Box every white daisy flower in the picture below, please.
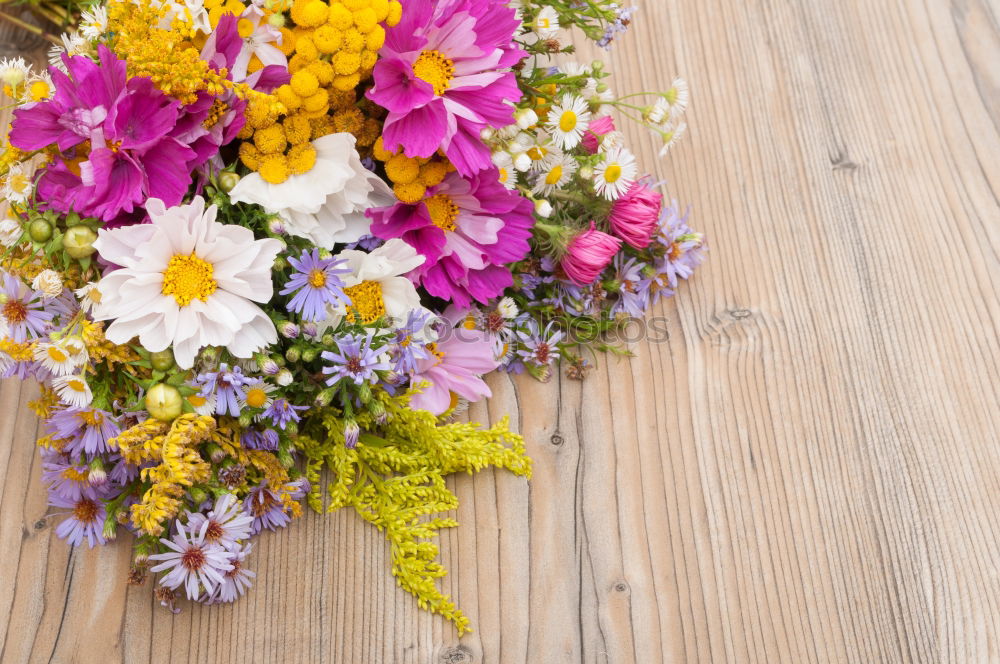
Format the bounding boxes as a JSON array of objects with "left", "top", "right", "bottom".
[
  {"left": 33, "top": 338, "right": 85, "bottom": 376},
  {"left": 0, "top": 216, "right": 22, "bottom": 248},
  {"left": 593, "top": 146, "right": 638, "bottom": 200},
  {"left": 657, "top": 121, "right": 687, "bottom": 158},
  {"left": 645, "top": 98, "right": 671, "bottom": 125},
  {"left": 79, "top": 5, "right": 108, "bottom": 41},
  {"left": 52, "top": 374, "right": 93, "bottom": 408},
  {"left": 665, "top": 78, "right": 689, "bottom": 119},
  {"left": 532, "top": 153, "right": 577, "bottom": 196},
  {"left": 0, "top": 56, "right": 29, "bottom": 90},
  {"left": 187, "top": 391, "right": 218, "bottom": 416},
  {"left": 31, "top": 269, "right": 63, "bottom": 300},
  {"left": 526, "top": 139, "right": 562, "bottom": 173},
  {"left": 20, "top": 72, "right": 53, "bottom": 103},
  {"left": 546, "top": 95, "right": 591, "bottom": 150},
  {"left": 238, "top": 379, "right": 276, "bottom": 412},
  {"left": 532, "top": 6, "right": 560, "bottom": 38},
  {"left": 230, "top": 133, "right": 393, "bottom": 249},
  {"left": 496, "top": 297, "right": 518, "bottom": 319},
  {"left": 2, "top": 163, "right": 33, "bottom": 204},
  {"left": 91, "top": 196, "right": 283, "bottom": 369},
  {"left": 75, "top": 282, "right": 102, "bottom": 314},
  {"left": 559, "top": 61, "right": 591, "bottom": 78},
  {"left": 48, "top": 32, "right": 88, "bottom": 69},
  {"left": 321, "top": 239, "right": 429, "bottom": 330},
  {"left": 589, "top": 87, "right": 615, "bottom": 116}
]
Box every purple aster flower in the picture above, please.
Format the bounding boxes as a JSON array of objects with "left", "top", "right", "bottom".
[
  {"left": 185, "top": 493, "right": 254, "bottom": 550},
  {"left": 654, "top": 201, "right": 706, "bottom": 288},
  {"left": 240, "top": 426, "right": 280, "bottom": 450},
  {"left": 0, "top": 271, "right": 54, "bottom": 342},
  {"left": 367, "top": 0, "right": 525, "bottom": 176},
  {"left": 46, "top": 407, "right": 121, "bottom": 457},
  {"left": 11, "top": 45, "right": 197, "bottom": 222},
  {"left": 516, "top": 320, "right": 564, "bottom": 368},
  {"left": 261, "top": 398, "right": 307, "bottom": 430},
  {"left": 390, "top": 309, "right": 434, "bottom": 375},
  {"left": 201, "top": 542, "right": 256, "bottom": 604},
  {"left": 321, "top": 331, "right": 391, "bottom": 386},
  {"left": 149, "top": 521, "right": 235, "bottom": 600},
  {"left": 609, "top": 255, "right": 650, "bottom": 318},
  {"left": 41, "top": 449, "right": 93, "bottom": 501},
  {"left": 49, "top": 491, "right": 107, "bottom": 548},
  {"left": 244, "top": 479, "right": 308, "bottom": 534},
  {"left": 196, "top": 363, "right": 248, "bottom": 417},
  {"left": 367, "top": 168, "right": 534, "bottom": 307},
  {"left": 279, "top": 249, "right": 350, "bottom": 321}
]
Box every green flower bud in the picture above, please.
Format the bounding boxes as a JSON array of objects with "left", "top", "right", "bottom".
[
  {"left": 285, "top": 347, "right": 301, "bottom": 363},
  {"left": 188, "top": 486, "right": 208, "bottom": 506},
  {"left": 217, "top": 171, "right": 241, "bottom": 192},
  {"left": 63, "top": 226, "right": 98, "bottom": 259},
  {"left": 357, "top": 382, "right": 372, "bottom": 404},
  {"left": 149, "top": 349, "right": 175, "bottom": 372},
  {"left": 301, "top": 347, "right": 318, "bottom": 363},
  {"left": 28, "top": 219, "right": 51, "bottom": 242},
  {"left": 145, "top": 383, "right": 183, "bottom": 421}
]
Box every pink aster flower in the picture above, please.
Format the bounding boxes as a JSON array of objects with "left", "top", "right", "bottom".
[
  {"left": 408, "top": 324, "right": 498, "bottom": 415},
  {"left": 608, "top": 180, "right": 663, "bottom": 249},
  {"left": 581, "top": 115, "right": 616, "bottom": 154},
  {"left": 366, "top": 168, "right": 533, "bottom": 307},
  {"left": 367, "top": 0, "right": 525, "bottom": 176},
  {"left": 10, "top": 45, "right": 196, "bottom": 222},
  {"left": 560, "top": 222, "right": 622, "bottom": 285}
]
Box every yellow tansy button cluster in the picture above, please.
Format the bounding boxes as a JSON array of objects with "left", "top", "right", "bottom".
[{"left": 372, "top": 136, "right": 456, "bottom": 204}]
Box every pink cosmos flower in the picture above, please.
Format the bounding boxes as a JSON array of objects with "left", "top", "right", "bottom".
[
  {"left": 560, "top": 222, "right": 622, "bottom": 285},
  {"left": 608, "top": 180, "right": 663, "bottom": 249},
  {"left": 409, "top": 323, "right": 498, "bottom": 415},
  {"left": 366, "top": 168, "right": 533, "bottom": 307},
  {"left": 581, "top": 115, "right": 616, "bottom": 154},
  {"left": 367, "top": 0, "right": 525, "bottom": 176},
  {"left": 10, "top": 45, "right": 196, "bottom": 222}
]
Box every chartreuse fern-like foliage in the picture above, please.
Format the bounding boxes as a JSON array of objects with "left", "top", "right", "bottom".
[{"left": 296, "top": 389, "right": 531, "bottom": 634}]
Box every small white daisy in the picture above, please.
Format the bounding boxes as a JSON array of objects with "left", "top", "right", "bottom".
[
  {"left": 593, "top": 146, "right": 638, "bottom": 200},
  {"left": 497, "top": 163, "right": 517, "bottom": 190},
  {"left": 645, "top": 98, "right": 672, "bottom": 125},
  {"left": 532, "top": 6, "right": 560, "bottom": 38},
  {"left": 0, "top": 216, "right": 22, "bottom": 248},
  {"left": 589, "top": 87, "right": 615, "bottom": 116},
  {"left": 657, "top": 121, "right": 687, "bottom": 158},
  {"left": 532, "top": 153, "right": 577, "bottom": 196},
  {"left": 2, "top": 163, "right": 33, "bottom": 204},
  {"left": 526, "top": 140, "right": 562, "bottom": 173},
  {"left": 75, "top": 282, "right": 103, "bottom": 314},
  {"left": 31, "top": 269, "right": 63, "bottom": 300},
  {"left": 79, "top": 5, "right": 109, "bottom": 41},
  {"left": 665, "top": 78, "right": 689, "bottom": 120},
  {"left": 238, "top": 379, "right": 276, "bottom": 412},
  {"left": 52, "top": 374, "right": 93, "bottom": 408},
  {"left": 20, "top": 72, "right": 53, "bottom": 103},
  {"left": 546, "top": 95, "right": 591, "bottom": 150},
  {"left": 496, "top": 297, "right": 519, "bottom": 319},
  {"left": 33, "top": 338, "right": 85, "bottom": 376}
]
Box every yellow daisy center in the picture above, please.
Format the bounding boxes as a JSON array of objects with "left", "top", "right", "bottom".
[
  {"left": 47, "top": 347, "right": 68, "bottom": 363},
  {"left": 425, "top": 193, "right": 459, "bottom": 232},
  {"left": 8, "top": 172, "right": 31, "bottom": 194},
  {"left": 343, "top": 280, "right": 386, "bottom": 324},
  {"left": 559, "top": 110, "right": 578, "bottom": 132},
  {"left": 604, "top": 163, "right": 622, "bottom": 183},
  {"left": 308, "top": 268, "right": 327, "bottom": 288},
  {"left": 498, "top": 167, "right": 509, "bottom": 183},
  {"left": 66, "top": 379, "right": 87, "bottom": 393},
  {"left": 526, "top": 146, "right": 546, "bottom": 161},
  {"left": 545, "top": 165, "right": 563, "bottom": 185},
  {"left": 162, "top": 253, "right": 218, "bottom": 307},
  {"left": 245, "top": 387, "right": 269, "bottom": 408},
  {"left": 28, "top": 80, "right": 49, "bottom": 101},
  {"left": 188, "top": 395, "right": 207, "bottom": 407},
  {"left": 412, "top": 50, "right": 455, "bottom": 96}
]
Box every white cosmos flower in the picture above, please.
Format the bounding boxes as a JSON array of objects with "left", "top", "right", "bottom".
[
  {"left": 319, "top": 239, "right": 429, "bottom": 331},
  {"left": 229, "top": 133, "right": 394, "bottom": 249},
  {"left": 593, "top": 146, "right": 638, "bottom": 200},
  {"left": 91, "top": 196, "right": 282, "bottom": 369},
  {"left": 546, "top": 95, "right": 591, "bottom": 150},
  {"left": 52, "top": 373, "right": 93, "bottom": 408}
]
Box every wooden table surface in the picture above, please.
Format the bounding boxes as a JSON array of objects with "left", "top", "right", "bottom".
[{"left": 3, "top": 0, "right": 1000, "bottom": 662}]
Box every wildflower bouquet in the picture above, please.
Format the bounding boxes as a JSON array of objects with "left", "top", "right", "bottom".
[{"left": 0, "top": 0, "right": 703, "bottom": 633}]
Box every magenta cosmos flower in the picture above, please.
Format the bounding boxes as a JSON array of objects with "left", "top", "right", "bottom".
[
  {"left": 9, "top": 45, "right": 196, "bottom": 222},
  {"left": 367, "top": 168, "right": 533, "bottom": 307},
  {"left": 367, "top": 0, "right": 525, "bottom": 176}
]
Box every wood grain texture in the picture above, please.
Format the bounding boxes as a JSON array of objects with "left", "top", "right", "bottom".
[{"left": 3, "top": 0, "right": 1000, "bottom": 661}]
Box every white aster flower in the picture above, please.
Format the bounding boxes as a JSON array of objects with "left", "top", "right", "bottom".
[
  {"left": 31, "top": 269, "right": 63, "bottom": 300},
  {"left": 532, "top": 6, "right": 560, "bottom": 38},
  {"left": 657, "top": 121, "right": 687, "bottom": 158},
  {"left": 52, "top": 373, "right": 93, "bottom": 408},
  {"left": 3, "top": 163, "right": 33, "bottom": 204},
  {"left": 230, "top": 133, "right": 392, "bottom": 249},
  {"left": 546, "top": 95, "right": 591, "bottom": 150},
  {"left": 91, "top": 196, "right": 282, "bottom": 369},
  {"left": 79, "top": 5, "right": 109, "bottom": 41},
  {"left": 593, "top": 146, "right": 638, "bottom": 200},
  {"left": 0, "top": 216, "right": 22, "bottom": 247},
  {"left": 532, "top": 153, "right": 577, "bottom": 196},
  {"left": 321, "top": 239, "right": 428, "bottom": 330}
]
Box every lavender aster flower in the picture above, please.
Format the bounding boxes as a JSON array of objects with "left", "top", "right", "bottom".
[
  {"left": 49, "top": 491, "right": 107, "bottom": 548},
  {"left": 609, "top": 255, "right": 650, "bottom": 318},
  {"left": 390, "top": 309, "right": 434, "bottom": 375},
  {"left": 279, "top": 249, "right": 350, "bottom": 321},
  {"left": 149, "top": 521, "right": 234, "bottom": 600},
  {"left": 41, "top": 449, "right": 93, "bottom": 501},
  {"left": 202, "top": 543, "right": 255, "bottom": 604},
  {"left": 517, "top": 320, "right": 564, "bottom": 368},
  {"left": 244, "top": 479, "right": 308, "bottom": 534},
  {"left": 654, "top": 201, "right": 706, "bottom": 288},
  {"left": 240, "top": 426, "right": 280, "bottom": 450},
  {"left": 195, "top": 363, "right": 247, "bottom": 417},
  {"left": 261, "top": 398, "right": 307, "bottom": 430},
  {"left": 46, "top": 407, "right": 121, "bottom": 457},
  {"left": 185, "top": 494, "right": 254, "bottom": 550},
  {"left": 0, "top": 271, "right": 54, "bottom": 341},
  {"left": 321, "top": 331, "right": 391, "bottom": 386}
]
